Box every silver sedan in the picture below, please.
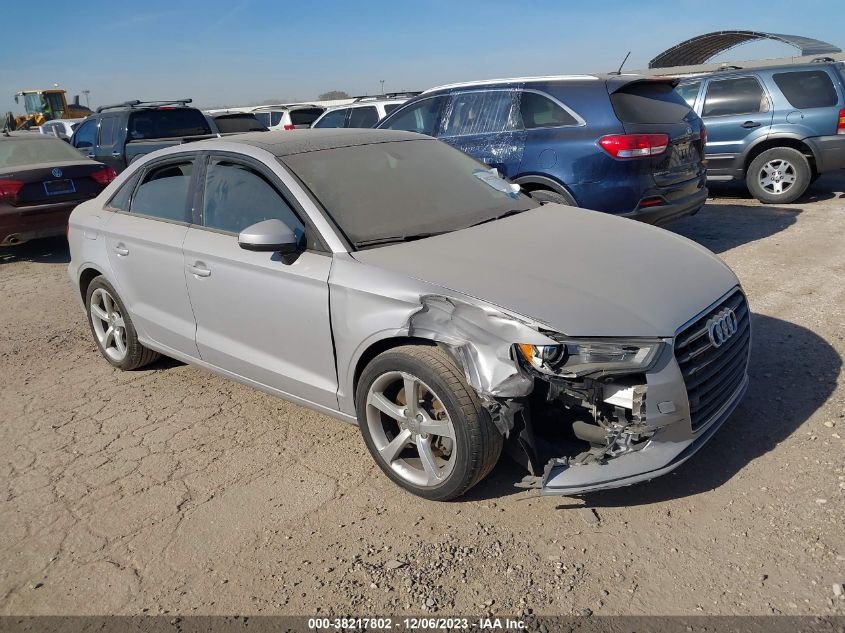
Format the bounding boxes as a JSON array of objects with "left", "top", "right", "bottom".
[{"left": 68, "top": 130, "right": 749, "bottom": 500}]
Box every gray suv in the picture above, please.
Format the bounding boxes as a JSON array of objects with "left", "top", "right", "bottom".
[
  {"left": 677, "top": 60, "right": 845, "bottom": 203},
  {"left": 67, "top": 130, "right": 750, "bottom": 500}
]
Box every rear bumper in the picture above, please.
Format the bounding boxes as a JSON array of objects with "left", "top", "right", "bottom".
[
  {"left": 620, "top": 186, "right": 708, "bottom": 226},
  {"left": 541, "top": 374, "right": 748, "bottom": 496},
  {"left": 0, "top": 202, "right": 75, "bottom": 246},
  {"left": 807, "top": 135, "right": 845, "bottom": 173}
]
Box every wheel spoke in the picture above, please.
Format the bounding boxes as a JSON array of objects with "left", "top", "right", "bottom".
[
  {"left": 114, "top": 330, "right": 126, "bottom": 355},
  {"left": 773, "top": 182, "right": 782, "bottom": 194},
  {"left": 417, "top": 437, "right": 442, "bottom": 484},
  {"left": 102, "top": 292, "right": 113, "bottom": 317},
  {"left": 379, "top": 428, "right": 412, "bottom": 463},
  {"left": 402, "top": 374, "right": 419, "bottom": 418},
  {"left": 91, "top": 304, "right": 109, "bottom": 322},
  {"left": 103, "top": 326, "right": 114, "bottom": 348},
  {"left": 113, "top": 314, "right": 125, "bottom": 328},
  {"left": 419, "top": 416, "right": 454, "bottom": 439},
  {"left": 369, "top": 391, "right": 406, "bottom": 421},
  {"left": 782, "top": 173, "right": 796, "bottom": 184}
]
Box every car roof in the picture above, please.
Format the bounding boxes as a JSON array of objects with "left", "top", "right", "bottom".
[
  {"left": 423, "top": 74, "right": 604, "bottom": 93},
  {"left": 191, "top": 129, "right": 425, "bottom": 157},
  {"left": 251, "top": 104, "right": 322, "bottom": 112}
]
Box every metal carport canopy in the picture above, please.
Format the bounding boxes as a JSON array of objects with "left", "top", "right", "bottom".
[{"left": 649, "top": 31, "right": 842, "bottom": 69}]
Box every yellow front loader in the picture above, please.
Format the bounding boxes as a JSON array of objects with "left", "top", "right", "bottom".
[{"left": 4, "top": 89, "right": 92, "bottom": 131}]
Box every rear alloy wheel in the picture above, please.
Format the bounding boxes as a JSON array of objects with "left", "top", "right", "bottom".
[
  {"left": 356, "top": 345, "right": 502, "bottom": 500},
  {"left": 86, "top": 276, "right": 159, "bottom": 370},
  {"left": 746, "top": 147, "right": 810, "bottom": 204}
]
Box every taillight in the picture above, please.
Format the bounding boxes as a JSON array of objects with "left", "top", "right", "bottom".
[
  {"left": 0, "top": 179, "right": 24, "bottom": 202},
  {"left": 700, "top": 124, "right": 707, "bottom": 146},
  {"left": 837, "top": 109, "right": 845, "bottom": 135},
  {"left": 599, "top": 134, "right": 669, "bottom": 158},
  {"left": 91, "top": 166, "right": 118, "bottom": 186},
  {"left": 283, "top": 124, "right": 296, "bottom": 130}
]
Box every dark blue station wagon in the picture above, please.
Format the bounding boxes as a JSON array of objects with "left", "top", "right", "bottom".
[{"left": 376, "top": 74, "right": 707, "bottom": 225}]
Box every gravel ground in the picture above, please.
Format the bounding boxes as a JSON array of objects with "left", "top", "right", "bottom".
[{"left": 1, "top": 174, "right": 843, "bottom": 617}]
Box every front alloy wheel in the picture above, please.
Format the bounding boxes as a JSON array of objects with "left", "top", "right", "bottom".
[
  {"left": 356, "top": 345, "right": 502, "bottom": 500},
  {"left": 365, "top": 371, "right": 458, "bottom": 487}
]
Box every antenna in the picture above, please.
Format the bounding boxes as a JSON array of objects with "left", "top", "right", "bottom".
[{"left": 612, "top": 51, "right": 631, "bottom": 75}]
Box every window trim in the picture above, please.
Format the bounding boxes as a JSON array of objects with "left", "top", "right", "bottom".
[
  {"left": 676, "top": 81, "right": 703, "bottom": 110},
  {"left": 193, "top": 151, "right": 330, "bottom": 253},
  {"left": 701, "top": 74, "right": 771, "bottom": 119}
]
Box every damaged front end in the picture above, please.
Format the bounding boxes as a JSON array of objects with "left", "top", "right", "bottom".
[{"left": 405, "top": 295, "right": 738, "bottom": 496}]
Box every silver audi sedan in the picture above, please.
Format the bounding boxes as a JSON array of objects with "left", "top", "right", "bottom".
[{"left": 68, "top": 130, "right": 750, "bottom": 500}]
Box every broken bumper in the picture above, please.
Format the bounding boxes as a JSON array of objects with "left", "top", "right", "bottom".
[{"left": 540, "top": 374, "right": 748, "bottom": 496}]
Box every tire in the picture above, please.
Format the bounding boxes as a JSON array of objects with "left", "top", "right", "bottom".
[
  {"left": 529, "top": 188, "right": 577, "bottom": 206},
  {"left": 746, "top": 147, "right": 810, "bottom": 204},
  {"left": 85, "top": 276, "right": 159, "bottom": 370},
  {"left": 355, "top": 345, "right": 503, "bottom": 501}
]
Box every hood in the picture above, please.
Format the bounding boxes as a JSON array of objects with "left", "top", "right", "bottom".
[{"left": 352, "top": 205, "right": 739, "bottom": 338}]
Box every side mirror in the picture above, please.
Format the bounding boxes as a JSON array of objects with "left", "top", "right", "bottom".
[{"left": 238, "top": 218, "right": 301, "bottom": 254}]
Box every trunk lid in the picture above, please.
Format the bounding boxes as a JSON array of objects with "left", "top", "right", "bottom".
[{"left": 10, "top": 160, "right": 107, "bottom": 207}]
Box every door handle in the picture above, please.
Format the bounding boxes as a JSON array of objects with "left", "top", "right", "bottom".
[
  {"left": 111, "top": 151, "right": 121, "bottom": 157},
  {"left": 741, "top": 120, "right": 761, "bottom": 128},
  {"left": 86, "top": 153, "right": 95, "bottom": 159},
  {"left": 187, "top": 262, "right": 211, "bottom": 278},
  {"left": 113, "top": 243, "right": 129, "bottom": 256}
]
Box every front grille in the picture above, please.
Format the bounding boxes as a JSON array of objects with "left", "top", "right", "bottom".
[{"left": 674, "top": 290, "right": 751, "bottom": 431}]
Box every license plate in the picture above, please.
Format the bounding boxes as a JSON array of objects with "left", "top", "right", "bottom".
[{"left": 43, "top": 179, "right": 75, "bottom": 196}]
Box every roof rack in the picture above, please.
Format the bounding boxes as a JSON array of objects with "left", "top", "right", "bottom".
[
  {"left": 715, "top": 65, "right": 744, "bottom": 72},
  {"left": 96, "top": 98, "right": 192, "bottom": 113},
  {"left": 810, "top": 56, "right": 836, "bottom": 63},
  {"left": 352, "top": 91, "right": 421, "bottom": 102}
]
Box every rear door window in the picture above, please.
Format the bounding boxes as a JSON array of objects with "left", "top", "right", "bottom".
[
  {"left": 348, "top": 106, "right": 379, "bottom": 128},
  {"left": 313, "top": 109, "right": 348, "bottom": 128},
  {"left": 702, "top": 77, "right": 769, "bottom": 118},
  {"left": 98, "top": 115, "right": 119, "bottom": 147},
  {"left": 518, "top": 91, "right": 578, "bottom": 128},
  {"left": 772, "top": 70, "right": 838, "bottom": 109},
  {"left": 380, "top": 96, "right": 446, "bottom": 136},
  {"left": 253, "top": 112, "right": 271, "bottom": 127},
  {"left": 441, "top": 90, "right": 520, "bottom": 136},
  {"left": 271, "top": 112, "right": 284, "bottom": 126},
  {"left": 610, "top": 81, "right": 694, "bottom": 123},
  {"left": 383, "top": 103, "right": 402, "bottom": 116},
  {"left": 130, "top": 161, "right": 193, "bottom": 222}
]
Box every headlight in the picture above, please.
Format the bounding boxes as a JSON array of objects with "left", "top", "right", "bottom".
[{"left": 516, "top": 339, "right": 662, "bottom": 377}]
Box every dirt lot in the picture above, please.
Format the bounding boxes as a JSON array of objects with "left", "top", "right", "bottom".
[{"left": 1, "top": 175, "right": 843, "bottom": 618}]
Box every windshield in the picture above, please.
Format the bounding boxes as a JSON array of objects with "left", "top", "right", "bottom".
[
  {"left": 282, "top": 138, "right": 538, "bottom": 247},
  {"left": 127, "top": 108, "right": 212, "bottom": 140},
  {"left": 23, "top": 93, "right": 47, "bottom": 114},
  {"left": 0, "top": 138, "right": 91, "bottom": 168}
]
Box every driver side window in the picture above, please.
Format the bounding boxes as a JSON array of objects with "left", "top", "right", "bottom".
[
  {"left": 202, "top": 158, "right": 306, "bottom": 238},
  {"left": 73, "top": 119, "right": 96, "bottom": 149},
  {"left": 381, "top": 96, "right": 446, "bottom": 136}
]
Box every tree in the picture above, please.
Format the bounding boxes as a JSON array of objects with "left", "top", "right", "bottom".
[{"left": 318, "top": 90, "right": 351, "bottom": 101}]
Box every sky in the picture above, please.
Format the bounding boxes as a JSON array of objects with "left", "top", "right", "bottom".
[{"left": 1, "top": 0, "right": 841, "bottom": 112}]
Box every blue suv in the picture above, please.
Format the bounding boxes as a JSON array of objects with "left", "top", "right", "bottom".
[
  {"left": 376, "top": 75, "right": 707, "bottom": 225},
  {"left": 676, "top": 61, "right": 845, "bottom": 203}
]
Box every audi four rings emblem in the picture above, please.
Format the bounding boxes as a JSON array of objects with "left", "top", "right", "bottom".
[
  {"left": 51, "top": 168, "right": 63, "bottom": 178},
  {"left": 707, "top": 308, "right": 738, "bottom": 348}
]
